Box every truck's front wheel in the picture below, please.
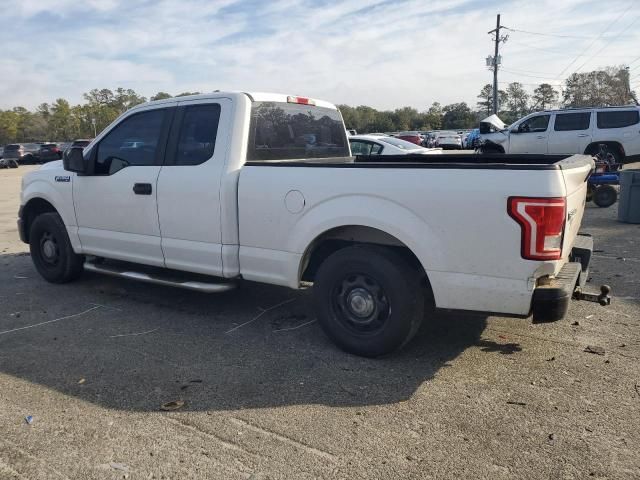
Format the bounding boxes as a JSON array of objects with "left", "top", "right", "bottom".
[
  {"left": 29, "top": 212, "right": 84, "bottom": 283},
  {"left": 314, "top": 246, "right": 425, "bottom": 357}
]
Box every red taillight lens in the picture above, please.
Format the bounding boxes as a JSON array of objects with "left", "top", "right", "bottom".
[
  {"left": 508, "top": 197, "right": 566, "bottom": 260},
  {"left": 52, "top": 147, "right": 59, "bottom": 152}
]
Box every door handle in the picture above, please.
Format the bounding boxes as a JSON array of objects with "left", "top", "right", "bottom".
[
  {"left": 133, "top": 183, "right": 152, "bottom": 195},
  {"left": 536, "top": 135, "right": 545, "bottom": 139}
]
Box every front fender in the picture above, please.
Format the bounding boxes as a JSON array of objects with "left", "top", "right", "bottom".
[
  {"left": 289, "top": 194, "right": 447, "bottom": 275},
  {"left": 22, "top": 178, "right": 77, "bottom": 228}
]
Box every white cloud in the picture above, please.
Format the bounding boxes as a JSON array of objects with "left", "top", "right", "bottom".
[{"left": 0, "top": 0, "right": 638, "bottom": 110}]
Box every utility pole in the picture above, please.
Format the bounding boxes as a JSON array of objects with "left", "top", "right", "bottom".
[{"left": 487, "top": 14, "right": 508, "bottom": 114}]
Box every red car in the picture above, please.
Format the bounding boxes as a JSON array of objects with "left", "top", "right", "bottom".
[{"left": 395, "top": 132, "right": 423, "bottom": 146}]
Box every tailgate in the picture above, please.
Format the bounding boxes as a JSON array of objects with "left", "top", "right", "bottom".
[{"left": 560, "top": 155, "right": 594, "bottom": 257}]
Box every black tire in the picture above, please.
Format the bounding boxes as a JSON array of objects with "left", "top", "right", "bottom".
[
  {"left": 29, "top": 212, "right": 84, "bottom": 283},
  {"left": 314, "top": 246, "right": 425, "bottom": 357},
  {"left": 9, "top": 160, "right": 19, "bottom": 169},
  {"left": 592, "top": 185, "right": 617, "bottom": 208}
]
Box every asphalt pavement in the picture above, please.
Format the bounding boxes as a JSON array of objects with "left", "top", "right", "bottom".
[{"left": 0, "top": 164, "right": 638, "bottom": 479}]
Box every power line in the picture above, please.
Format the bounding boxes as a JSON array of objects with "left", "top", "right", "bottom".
[
  {"left": 507, "top": 39, "right": 633, "bottom": 58},
  {"left": 554, "top": 2, "right": 635, "bottom": 80},
  {"left": 501, "top": 68, "right": 560, "bottom": 80},
  {"left": 502, "top": 27, "right": 597, "bottom": 40},
  {"left": 574, "top": 14, "right": 640, "bottom": 72},
  {"left": 499, "top": 81, "right": 563, "bottom": 87},
  {"left": 502, "top": 66, "right": 558, "bottom": 76}
]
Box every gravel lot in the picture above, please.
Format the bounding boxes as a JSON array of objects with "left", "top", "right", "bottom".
[{"left": 1, "top": 164, "right": 639, "bottom": 479}]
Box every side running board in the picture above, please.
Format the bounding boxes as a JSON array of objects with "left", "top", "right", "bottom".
[{"left": 84, "top": 261, "right": 237, "bottom": 293}]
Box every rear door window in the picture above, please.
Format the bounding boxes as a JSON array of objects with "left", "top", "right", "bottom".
[
  {"left": 597, "top": 110, "right": 640, "bottom": 129},
  {"left": 350, "top": 140, "right": 372, "bottom": 155},
  {"left": 554, "top": 112, "right": 591, "bottom": 131},
  {"left": 248, "top": 102, "right": 349, "bottom": 161},
  {"left": 173, "top": 104, "right": 221, "bottom": 166}
]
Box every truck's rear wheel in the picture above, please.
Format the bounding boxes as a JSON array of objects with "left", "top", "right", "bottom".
[
  {"left": 314, "top": 246, "right": 425, "bottom": 357},
  {"left": 593, "top": 185, "right": 617, "bottom": 208},
  {"left": 29, "top": 212, "right": 84, "bottom": 283}
]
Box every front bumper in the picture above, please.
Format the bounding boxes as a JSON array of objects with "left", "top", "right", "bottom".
[{"left": 531, "top": 235, "right": 593, "bottom": 322}]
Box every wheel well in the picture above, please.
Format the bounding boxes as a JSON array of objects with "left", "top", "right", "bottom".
[
  {"left": 22, "top": 198, "right": 57, "bottom": 242},
  {"left": 585, "top": 141, "right": 625, "bottom": 159},
  {"left": 481, "top": 142, "right": 505, "bottom": 154},
  {"left": 300, "top": 226, "right": 427, "bottom": 283}
]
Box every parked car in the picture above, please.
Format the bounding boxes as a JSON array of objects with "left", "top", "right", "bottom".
[
  {"left": 349, "top": 135, "right": 441, "bottom": 156},
  {"left": 3, "top": 144, "right": 26, "bottom": 164},
  {"left": 0, "top": 145, "right": 19, "bottom": 168},
  {"left": 479, "top": 106, "right": 640, "bottom": 162},
  {"left": 395, "top": 131, "right": 423, "bottom": 145},
  {"left": 70, "top": 139, "right": 93, "bottom": 149},
  {"left": 19, "top": 91, "right": 600, "bottom": 357},
  {"left": 36, "top": 143, "right": 63, "bottom": 163},
  {"left": 435, "top": 133, "right": 462, "bottom": 150}
]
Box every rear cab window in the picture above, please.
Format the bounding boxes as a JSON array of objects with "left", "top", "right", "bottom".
[
  {"left": 597, "top": 110, "right": 640, "bottom": 129},
  {"left": 248, "top": 102, "right": 349, "bottom": 161}
]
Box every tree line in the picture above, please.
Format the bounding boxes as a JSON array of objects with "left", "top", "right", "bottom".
[
  {"left": 0, "top": 66, "right": 636, "bottom": 144},
  {"left": 0, "top": 89, "right": 198, "bottom": 145},
  {"left": 343, "top": 66, "right": 636, "bottom": 134}
]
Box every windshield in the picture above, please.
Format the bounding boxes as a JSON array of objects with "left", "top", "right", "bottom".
[
  {"left": 248, "top": 101, "right": 349, "bottom": 161},
  {"left": 379, "top": 137, "right": 424, "bottom": 150}
]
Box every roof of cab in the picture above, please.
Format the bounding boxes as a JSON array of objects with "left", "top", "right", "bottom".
[{"left": 139, "top": 91, "right": 338, "bottom": 110}]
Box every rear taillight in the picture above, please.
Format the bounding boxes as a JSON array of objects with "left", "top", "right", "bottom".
[
  {"left": 508, "top": 197, "right": 566, "bottom": 260},
  {"left": 52, "top": 147, "right": 59, "bottom": 152}
]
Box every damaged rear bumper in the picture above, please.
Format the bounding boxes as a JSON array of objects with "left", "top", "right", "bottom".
[{"left": 531, "top": 235, "right": 595, "bottom": 322}]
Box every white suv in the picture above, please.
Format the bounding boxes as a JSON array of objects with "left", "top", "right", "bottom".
[{"left": 480, "top": 106, "right": 640, "bottom": 163}]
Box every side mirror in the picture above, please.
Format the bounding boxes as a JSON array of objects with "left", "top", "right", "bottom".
[{"left": 63, "top": 147, "right": 87, "bottom": 174}]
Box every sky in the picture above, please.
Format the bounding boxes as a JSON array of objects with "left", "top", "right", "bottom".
[{"left": 1, "top": 0, "right": 639, "bottom": 111}]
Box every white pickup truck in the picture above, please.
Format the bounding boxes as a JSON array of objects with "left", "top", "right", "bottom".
[{"left": 18, "top": 92, "right": 606, "bottom": 357}]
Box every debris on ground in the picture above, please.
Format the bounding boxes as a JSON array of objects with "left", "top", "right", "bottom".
[
  {"left": 506, "top": 401, "right": 527, "bottom": 406},
  {"left": 584, "top": 346, "right": 606, "bottom": 355},
  {"left": 78, "top": 378, "right": 86, "bottom": 384},
  {"left": 24, "top": 415, "right": 34, "bottom": 425},
  {"left": 109, "top": 462, "right": 129, "bottom": 472},
  {"left": 160, "top": 400, "right": 185, "bottom": 411},
  {"left": 572, "top": 321, "right": 580, "bottom": 326},
  {"left": 546, "top": 356, "right": 555, "bottom": 362},
  {"left": 548, "top": 433, "right": 556, "bottom": 441}
]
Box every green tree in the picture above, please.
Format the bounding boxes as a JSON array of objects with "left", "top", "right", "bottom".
[
  {"left": 49, "top": 99, "right": 75, "bottom": 140},
  {"left": 151, "top": 92, "right": 172, "bottom": 101},
  {"left": 563, "top": 66, "right": 634, "bottom": 107},
  {"left": 441, "top": 103, "right": 475, "bottom": 129},
  {"left": 477, "top": 84, "right": 508, "bottom": 116},
  {"left": 532, "top": 83, "right": 559, "bottom": 110},
  {"left": 0, "top": 110, "right": 19, "bottom": 144},
  {"left": 505, "top": 82, "right": 530, "bottom": 118}
]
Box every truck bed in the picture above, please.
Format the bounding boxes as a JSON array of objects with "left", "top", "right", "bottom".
[{"left": 246, "top": 153, "right": 594, "bottom": 171}]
